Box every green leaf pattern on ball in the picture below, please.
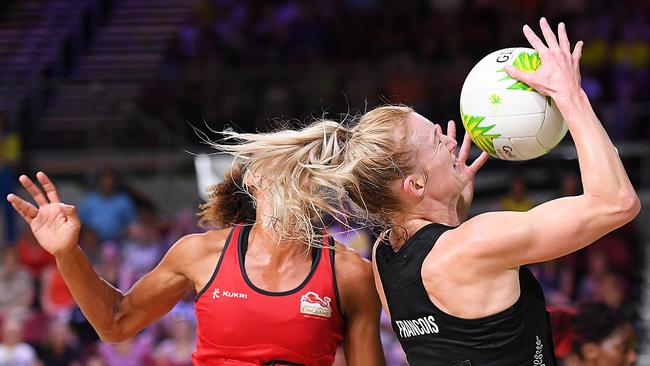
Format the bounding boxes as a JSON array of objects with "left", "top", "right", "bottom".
[
  {"left": 497, "top": 51, "right": 551, "bottom": 105},
  {"left": 461, "top": 108, "right": 500, "bottom": 157},
  {"left": 489, "top": 93, "right": 502, "bottom": 105},
  {"left": 497, "top": 51, "right": 540, "bottom": 90}
]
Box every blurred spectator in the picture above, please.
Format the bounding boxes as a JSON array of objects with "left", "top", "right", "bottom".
[
  {"left": 70, "top": 241, "right": 131, "bottom": 352},
  {"left": 66, "top": 242, "right": 120, "bottom": 349},
  {"left": 612, "top": 19, "right": 650, "bottom": 74},
  {"left": 96, "top": 242, "right": 123, "bottom": 289},
  {"left": 577, "top": 248, "right": 610, "bottom": 301},
  {"left": 558, "top": 171, "right": 581, "bottom": 197},
  {"left": 97, "top": 334, "right": 152, "bottom": 366},
  {"left": 35, "top": 319, "right": 82, "bottom": 366},
  {"left": 78, "top": 170, "right": 137, "bottom": 242},
  {"left": 606, "top": 66, "right": 636, "bottom": 141},
  {"left": 165, "top": 208, "right": 201, "bottom": 248},
  {"left": 152, "top": 318, "right": 195, "bottom": 366},
  {"left": 39, "top": 265, "right": 75, "bottom": 317},
  {"left": 0, "top": 247, "right": 34, "bottom": 318},
  {"left": 121, "top": 204, "right": 165, "bottom": 288},
  {"left": 85, "top": 355, "right": 105, "bottom": 366},
  {"left": 16, "top": 229, "right": 54, "bottom": 278},
  {"left": 0, "top": 318, "right": 38, "bottom": 366},
  {"left": 79, "top": 227, "right": 102, "bottom": 265},
  {"left": 166, "top": 293, "right": 196, "bottom": 326},
  {"left": 529, "top": 170, "right": 582, "bottom": 306},
  {"left": 593, "top": 272, "right": 629, "bottom": 313},
  {"left": 552, "top": 302, "right": 637, "bottom": 366},
  {"left": 498, "top": 174, "right": 535, "bottom": 212},
  {"left": 68, "top": 306, "right": 100, "bottom": 351},
  {"left": 0, "top": 113, "right": 21, "bottom": 244},
  {"left": 530, "top": 259, "right": 575, "bottom": 306},
  {"left": 588, "top": 234, "right": 633, "bottom": 276}
]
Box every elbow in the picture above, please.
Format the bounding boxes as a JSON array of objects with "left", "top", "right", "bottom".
[
  {"left": 97, "top": 334, "right": 118, "bottom": 343},
  {"left": 614, "top": 190, "right": 641, "bottom": 223},
  {"left": 97, "top": 324, "right": 132, "bottom": 344},
  {"left": 98, "top": 332, "right": 130, "bottom": 344}
]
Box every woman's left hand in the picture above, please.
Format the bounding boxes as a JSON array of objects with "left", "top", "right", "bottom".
[{"left": 445, "top": 120, "right": 489, "bottom": 221}]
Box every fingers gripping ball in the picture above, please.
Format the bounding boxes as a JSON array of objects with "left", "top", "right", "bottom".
[{"left": 460, "top": 48, "right": 568, "bottom": 161}]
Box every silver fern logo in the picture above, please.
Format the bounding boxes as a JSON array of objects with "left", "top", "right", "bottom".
[{"left": 533, "top": 335, "right": 546, "bottom": 366}]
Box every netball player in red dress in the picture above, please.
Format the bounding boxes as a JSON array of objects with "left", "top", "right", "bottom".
[{"left": 7, "top": 120, "right": 386, "bottom": 366}]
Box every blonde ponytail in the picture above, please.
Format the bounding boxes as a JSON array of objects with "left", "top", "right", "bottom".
[
  {"left": 201, "top": 104, "right": 416, "bottom": 242},
  {"left": 207, "top": 120, "right": 353, "bottom": 246},
  {"left": 341, "top": 105, "right": 416, "bottom": 225}
]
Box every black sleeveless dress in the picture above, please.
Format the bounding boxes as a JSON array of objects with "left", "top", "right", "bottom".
[{"left": 375, "top": 223, "right": 558, "bottom": 366}]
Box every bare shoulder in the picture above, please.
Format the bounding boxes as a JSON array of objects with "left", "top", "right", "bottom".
[
  {"left": 424, "top": 211, "right": 526, "bottom": 281},
  {"left": 164, "top": 227, "right": 235, "bottom": 289},
  {"left": 332, "top": 241, "right": 373, "bottom": 281},
  {"left": 167, "top": 228, "right": 232, "bottom": 260},
  {"left": 435, "top": 211, "right": 528, "bottom": 260}
]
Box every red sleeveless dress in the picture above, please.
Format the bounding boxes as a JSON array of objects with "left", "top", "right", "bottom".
[{"left": 193, "top": 225, "right": 345, "bottom": 365}]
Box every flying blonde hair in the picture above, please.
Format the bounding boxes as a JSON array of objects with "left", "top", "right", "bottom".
[
  {"left": 201, "top": 105, "right": 416, "bottom": 245},
  {"left": 205, "top": 119, "right": 354, "bottom": 246}
]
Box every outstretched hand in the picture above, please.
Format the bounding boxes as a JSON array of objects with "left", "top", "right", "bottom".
[
  {"left": 447, "top": 120, "right": 489, "bottom": 177},
  {"left": 7, "top": 172, "right": 80, "bottom": 256},
  {"left": 445, "top": 120, "right": 489, "bottom": 221},
  {"left": 505, "top": 17, "right": 583, "bottom": 101}
]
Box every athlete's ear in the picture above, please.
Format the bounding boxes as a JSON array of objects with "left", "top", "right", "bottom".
[
  {"left": 581, "top": 342, "right": 599, "bottom": 361},
  {"left": 403, "top": 174, "right": 425, "bottom": 198}
]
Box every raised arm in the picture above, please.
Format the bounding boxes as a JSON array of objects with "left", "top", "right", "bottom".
[
  {"left": 7, "top": 172, "right": 194, "bottom": 342},
  {"left": 336, "top": 245, "right": 386, "bottom": 366},
  {"left": 448, "top": 18, "right": 640, "bottom": 271}
]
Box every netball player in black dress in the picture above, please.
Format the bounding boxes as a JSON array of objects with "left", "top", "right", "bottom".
[{"left": 339, "top": 18, "right": 639, "bottom": 365}]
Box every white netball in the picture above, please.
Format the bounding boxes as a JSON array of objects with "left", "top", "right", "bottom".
[{"left": 459, "top": 47, "right": 568, "bottom": 161}]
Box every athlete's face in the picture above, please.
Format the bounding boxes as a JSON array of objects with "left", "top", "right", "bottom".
[
  {"left": 586, "top": 324, "right": 637, "bottom": 366},
  {"left": 404, "top": 113, "right": 468, "bottom": 200}
]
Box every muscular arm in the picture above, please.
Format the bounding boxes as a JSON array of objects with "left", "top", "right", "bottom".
[
  {"left": 448, "top": 19, "right": 640, "bottom": 272},
  {"left": 7, "top": 173, "right": 197, "bottom": 342},
  {"left": 8, "top": 172, "right": 230, "bottom": 344},
  {"left": 55, "top": 237, "right": 196, "bottom": 342},
  {"left": 336, "top": 245, "right": 386, "bottom": 366}
]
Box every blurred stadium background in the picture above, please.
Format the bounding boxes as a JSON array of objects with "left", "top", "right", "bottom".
[{"left": 0, "top": 0, "right": 648, "bottom": 365}]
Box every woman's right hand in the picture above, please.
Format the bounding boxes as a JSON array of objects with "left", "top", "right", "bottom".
[
  {"left": 505, "top": 17, "right": 583, "bottom": 103},
  {"left": 7, "top": 172, "right": 81, "bottom": 256}
]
